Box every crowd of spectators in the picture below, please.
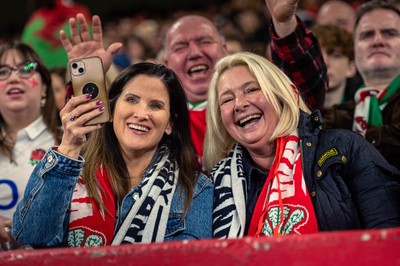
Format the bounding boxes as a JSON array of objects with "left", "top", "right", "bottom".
[{"left": 0, "top": 0, "right": 376, "bottom": 67}]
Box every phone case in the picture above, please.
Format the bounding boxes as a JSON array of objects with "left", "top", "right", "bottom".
[{"left": 69, "top": 56, "right": 111, "bottom": 126}]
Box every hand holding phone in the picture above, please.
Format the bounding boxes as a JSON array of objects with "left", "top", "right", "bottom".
[{"left": 69, "top": 56, "right": 111, "bottom": 126}]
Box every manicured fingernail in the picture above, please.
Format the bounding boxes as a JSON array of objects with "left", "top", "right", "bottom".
[
  {"left": 99, "top": 106, "right": 105, "bottom": 112},
  {"left": 86, "top": 94, "right": 92, "bottom": 99},
  {"left": 96, "top": 100, "right": 102, "bottom": 106}
]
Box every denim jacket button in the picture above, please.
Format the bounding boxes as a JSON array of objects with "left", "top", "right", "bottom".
[
  {"left": 132, "top": 193, "right": 139, "bottom": 201},
  {"left": 47, "top": 155, "right": 53, "bottom": 163}
]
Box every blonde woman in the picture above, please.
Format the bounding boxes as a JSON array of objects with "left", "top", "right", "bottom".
[{"left": 204, "top": 52, "right": 400, "bottom": 238}]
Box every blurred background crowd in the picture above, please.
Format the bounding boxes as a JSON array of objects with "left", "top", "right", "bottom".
[{"left": 0, "top": 0, "right": 375, "bottom": 68}]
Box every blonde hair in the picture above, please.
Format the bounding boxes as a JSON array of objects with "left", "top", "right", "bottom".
[{"left": 203, "top": 52, "right": 311, "bottom": 172}]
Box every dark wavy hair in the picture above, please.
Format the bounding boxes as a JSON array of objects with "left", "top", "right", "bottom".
[
  {"left": 0, "top": 41, "right": 60, "bottom": 162},
  {"left": 82, "top": 62, "right": 200, "bottom": 216}
]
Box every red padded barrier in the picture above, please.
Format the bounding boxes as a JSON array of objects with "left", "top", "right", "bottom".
[{"left": 1, "top": 228, "right": 399, "bottom": 265}]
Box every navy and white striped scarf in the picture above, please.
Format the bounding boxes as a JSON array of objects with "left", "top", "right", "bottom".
[
  {"left": 112, "top": 145, "right": 178, "bottom": 244},
  {"left": 211, "top": 143, "right": 247, "bottom": 238}
]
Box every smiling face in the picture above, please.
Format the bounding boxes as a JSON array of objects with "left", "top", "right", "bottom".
[
  {"left": 113, "top": 74, "right": 172, "bottom": 158},
  {"left": 0, "top": 49, "right": 46, "bottom": 120},
  {"left": 354, "top": 8, "right": 400, "bottom": 84},
  {"left": 217, "top": 65, "right": 279, "bottom": 154},
  {"left": 164, "top": 16, "right": 227, "bottom": 104}
]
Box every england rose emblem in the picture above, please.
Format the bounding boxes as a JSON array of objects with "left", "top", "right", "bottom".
[{"left": 29, "top": 149, "right": 46, "bottom": 165}]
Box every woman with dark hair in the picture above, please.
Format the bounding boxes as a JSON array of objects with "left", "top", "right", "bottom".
[
  {"left": 0, "top": 41, "right": 60, "bottom": 245},
  {"left": 12, "top": 62, "right": 213, "bottom": 248}
]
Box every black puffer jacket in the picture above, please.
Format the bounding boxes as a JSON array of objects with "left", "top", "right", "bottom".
[{"left": 299, "top": 110, "right": 400, "bottom": 230}]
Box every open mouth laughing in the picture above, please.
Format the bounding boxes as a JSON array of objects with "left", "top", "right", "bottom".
[
  {"left": 128, "top": 123, "right": 149, "bottom": 132},
  {"left": 188, "top": 64, "right": 209, "bottom": 77},
  {"left": 237, "top": 114, "right": 261, "bottom": 127}
]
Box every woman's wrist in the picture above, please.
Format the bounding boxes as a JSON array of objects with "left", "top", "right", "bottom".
[{"left": 57, "top": 144, "right": 81, "bottom": 160}]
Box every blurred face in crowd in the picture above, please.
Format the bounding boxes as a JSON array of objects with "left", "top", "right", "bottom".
[
  {"left": 321, "top": 48, "right": 356, "bottom": 92},
  {"left": 0, "top": 49, "right": 46, "bottom": 119},
  {"left": 226, "top": 39, "right": 243, "bottom": 55},
  {"left": 316, "top": 1, "right": 355, "bottom": 33},
  {"left": 51, "top": 72, "right": 66, "bottom": 112},
  {"left": 354, "top": 8, "right": 400, "bottom": 84},
  {"left": 316, "top": 0, "right": 355, "bottom": 33},
  {"left": 164, "top": 16, "right": 227, "bottom": 104}
]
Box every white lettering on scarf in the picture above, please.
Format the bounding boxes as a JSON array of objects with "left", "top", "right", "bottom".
[{"left": 70, "top": 179, "right": 94, "bottom": 223}]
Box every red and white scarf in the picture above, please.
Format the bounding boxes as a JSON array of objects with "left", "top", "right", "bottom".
[
  {"left": 66, "top": 145, "right": 178, "bottom": 247},
  {"left": 212, "top": 130, "right": 318, "bottom": 238},
  {"left": 248, "top": 132, "right": 318, "bottom": 236},
  {"left": 353, "top": 76, "right": 400, "bottom": 137},
  {"left": 353, "top": 87, "right": 384, "bottom": 137},
  {"left": 68, "top": 168, "right": 116, "bottom": 247}
]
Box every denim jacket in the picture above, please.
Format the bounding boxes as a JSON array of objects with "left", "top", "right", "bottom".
[{"left": 12, "top": 147, "right": 213, "bottom": 247}]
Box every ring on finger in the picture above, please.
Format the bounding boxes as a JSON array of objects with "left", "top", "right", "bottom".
[{"left": 70, "top": 112, "right": 78, "bottom": 121}]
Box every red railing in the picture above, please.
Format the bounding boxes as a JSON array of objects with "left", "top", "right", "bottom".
[{"left": 1, "top": 228, "right": 399, "bottom": 265}]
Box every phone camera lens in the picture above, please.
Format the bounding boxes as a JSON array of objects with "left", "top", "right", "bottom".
[
  {"left": 72, "top": 63, "right": 78, "bottom": 69},
  {"left": 83, "top": 83, "right": 99, "bottom": 98},
  {"left": 79, "top": 67, "right": 84, "bottom": 73}
]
